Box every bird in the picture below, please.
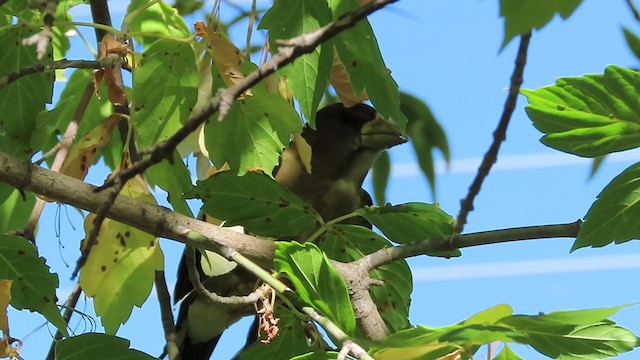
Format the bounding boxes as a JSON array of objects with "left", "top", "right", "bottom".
[{"left": 173, "top": 102, "right": 406, "bottom": 360}]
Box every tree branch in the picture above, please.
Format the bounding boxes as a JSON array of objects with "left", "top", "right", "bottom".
[
  {"left": 358, "top": 220, "right": 582, "bottom": 271},
  {"left": 0, "top": 58, "right": 116, "bottom": 90},
  {"left": 455, "top": 32, "right": 532, "bottom": 233},
  {"left": 154, "top": 271, "right": 179, "bottom": 360},
  {"left": 626, "top": 0, "right": 640, "bottom": 22},
  {"left": 98, "top": 0, "right": 400, "bottom": 192}
]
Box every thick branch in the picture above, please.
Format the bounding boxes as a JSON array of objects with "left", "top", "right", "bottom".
[
  {"left": 99, "top": 0, "right": 399, "bottom": 191},
  {"left": 455, "top": 33, "right": 532, "bottom": 233},
  {"left": 0, "top": 151, "right": 275, "bottom": 267}
]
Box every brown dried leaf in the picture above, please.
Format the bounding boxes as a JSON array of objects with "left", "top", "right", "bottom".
[
  {"left": 93, "top": 34, "right": 129, "bottom": 105},
  {"left": 330, "top": 49, "right": 368, "bottom": 107}
]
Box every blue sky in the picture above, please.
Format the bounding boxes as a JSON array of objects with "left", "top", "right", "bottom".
[{"left": 9, "top": 1, "right": 640, "bottom": 359}]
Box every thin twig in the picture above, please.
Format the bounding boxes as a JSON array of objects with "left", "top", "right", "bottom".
[
  {"left": 155, "top": 271, "right": 179, "bottom": 360},
  {"left": 359, "top": 220, "right": 582, "bottom": 271},
  {"left": 185, "top": 246, "right": 264, "bottom": 305},
  {"left": 24, "top": 81, "right": 95, "bottom": 244},
  {"left": 0, "top": 58, "right": 115, "bottom": 89},
  {"left": 45, "top": 282, "right": 82, "bottom": 360},
  {"left": 454, "top": 32, "right": 531, "bottom": 233},
  {"left": 97, "top": 0, "right": 399, "bottom": 192},
  {"left": 626, "top": 0, "right": 640, "bottom": 21}
]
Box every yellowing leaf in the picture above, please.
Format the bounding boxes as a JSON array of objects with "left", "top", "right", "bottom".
[
  {"left": 60, "top": 115, "right": 121, "bottom": 180},
  {"left": 0, "top": 279, "right": 12, "bottom": 333},
  {"left": 79, "top": 153, "right": 164, "bottom": 334},
  {"left": 330, "top": 49, "right": 368, "bottom": 107},
  {"left": 195, "top": 21, "right": 250, "bottom": 94}
]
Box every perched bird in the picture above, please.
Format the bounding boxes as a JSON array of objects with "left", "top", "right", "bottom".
[{"left": 174, "top": 103, "right": 406, "bottom": 359}]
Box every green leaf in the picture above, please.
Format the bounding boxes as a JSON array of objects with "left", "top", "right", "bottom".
[
  {"left": 0, "top": 189, "right": 35, "bottom": 233},
  {"left": 523, "top": 65, "right": 640, "bottom": 158},
  {"left": 55, "top": 333, "right": 155, "bottom": 360},
  {"left": 205, "top": 62, "right": 302, "bottom": 175},
  {"left": 589, "top": 156, "right": 605, "bottom": 179},
  {"left": 318, "top": 225, "right": 412, "bottom": 332},
  {"left": 0, "top": 24, "right": 54, "bottom": 158},
  {"left": 361, "top": 202, "right": 456, "bottom": 249},
  {"left": 274, "top": 241, "right": 356, "bottom": 334},
  {"left": 0, "top": 235, "right": 67, "bottom": 336},
  {"left": 146, "top": 151, "right": 194, "bottom": 217},
  {"left": 575, "top": 161, "right": 640, "bottom": 250},
  {"left": 125, "top": 0, "right": 191, "bottom": 47},
  {"left": 401, "top": 92, "right": 450, "bottom": 199},
  {"left": 500, "top": 0, "right": 582, "bottom": 49},
  {"left": 493, "top": 344, "right": 523, "bottom": 360},
  {"left": 259, "top": 0, "right": 333, "bottom": 122},
  {"left": 463, "top": 304, "right": 513, "bottom": 326},
  {"left": 185, "top": 171, "right": 321, "bottom": 237},
  {"left": 131, "top": 39, "right": 198, "bottom": 149},
  {"left": 290, "top": 351, "right": 339, "bottom": 360},
  {"left": 623, "top": 27, "right": 640, "bottom": 61},
  {"left": 368, "top": 325, "right": 464, "bottom": 360},
  {"left": 371, "top": 150, "right": 390, "bottom": 206},
  {"left": 500, "top": 308, "right": 639, "bottom": 359},
  {"left": 236, "top": 306, "right": 312, "bottom": 360},
  {"left": 329, "top": 0, "right": 407, "bottom": 131}
]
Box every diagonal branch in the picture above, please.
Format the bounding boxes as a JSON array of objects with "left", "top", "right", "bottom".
[
  {"left": 98, "top": 0, "right": 400, "bottom": 192},
  {"left": 455, "top": 32, "right": 532, "bottom": 233}
]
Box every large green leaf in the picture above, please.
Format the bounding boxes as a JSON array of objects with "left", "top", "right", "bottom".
[
  {"left": 125, "top": 0, "right": 191, "bottom": 47},
  {"left": 146, "top": 151, "right": 194, "bottom": 217},
  {"left": 185, "top": 171, "right": 321, "bottom": 238},
  {"left": 205, "top": 62, "right": 303, "bottom": 175},
  {"left": 131, "top": 39, "right": 198, "bottom": 149},
  {"left": 318, "top": 225, "right": 412, "bottom": 332},
  {"left": 0, "top": 235, "right": 67, "bottom": 335},
  {"left": 0, "top": 24, "right": 54, "bottom": 158},
  {"left": 500, "top": 0, "right": 582, "bottom": 49},
  {"left": 401, "top": 92, "right": 450, "bottom": 199},
  {"left": 259, "top": 0, "right": 333, "bottom": 122},
  {"left": 329, "top": 0, "right": 407, "bottom": 131},
  {"left": 500, "top": 306, "right": 639, "bottom": 359},
  {"left": 55, "top": 333, "right": 155, "bottom": 360},
  {"left": 361, "top": 203, "right": 456, "bottom": 249},
  {"left": 575, "top": 161, "right": 640, "bottom": 250},
  {"left": 523, "top": 65, "right": 640, "bottom": 158},
  {"left": 274, "top": 241, "right": 356, "bottom": 334}
]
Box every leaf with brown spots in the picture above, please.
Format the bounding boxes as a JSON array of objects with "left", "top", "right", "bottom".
[
  {"left": 0, "top": 235, "right": 67, "bottom": 336},
  {"left": 330, "top": 49, "right": 368, "bottom": 107},
  {"left": 59, "top": 115, "right": 121, "bottom": 180},
  {"left": 79, "top": 153, "right": 164, "bottom": 334}
]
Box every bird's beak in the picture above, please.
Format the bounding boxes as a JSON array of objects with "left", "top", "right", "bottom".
[{"left": 360, "top": 114, "right": 407, "bottom": 150}]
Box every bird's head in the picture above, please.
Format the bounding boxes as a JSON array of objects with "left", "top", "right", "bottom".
[{"left": 301, "top": 103, "right": 407, "bottom": 183}]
